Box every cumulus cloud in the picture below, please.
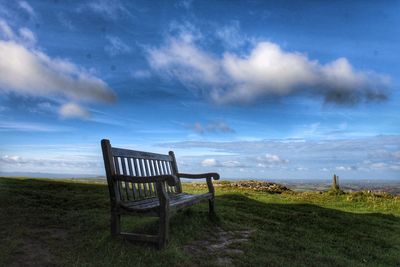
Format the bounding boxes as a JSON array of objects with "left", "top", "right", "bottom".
[
  {"left": 1, "top": 155, "right": 25, "bottom": 164},
  {"left": 148, "top": 34, "right": 389, "bottom": 105},
  {"left": 0, "top": 41, "right": 115, "bottom": 102},
  {"left": 190, "top": 121, "right": 235, "bottom": 134},
  {"left": 201, "top": 158, "right": 219, "bottom": 167},
  {"left": 105, "top": 35, "right": 131, "bottom": 56},
  {"left": 256, "top": 153, "right": 288, "bottom": 167},
  {"left": 59, "top": 103, "right": 90, "bottom": 120},
  {"left": 0, "top": 20, "right": 115, "bottom": 119},
  {"left": 201, "top": 158, "right": 244, "bottom": 168},
  {"left": 147, "top": 37, "right": 221, "bottom": 88}
]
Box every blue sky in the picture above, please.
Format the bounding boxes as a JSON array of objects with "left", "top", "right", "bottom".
[{"left": 0, "top": 0, "right": 399, "bottom": 180}]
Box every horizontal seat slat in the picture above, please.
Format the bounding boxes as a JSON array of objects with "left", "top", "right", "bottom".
[
  {"left": 111, "top": 147, "right": 171, "bottom": 161},
  {"left": 120, "top": 193, "right": 213, "bottom": 212}
]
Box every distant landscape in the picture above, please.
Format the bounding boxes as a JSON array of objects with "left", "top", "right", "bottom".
[{"left": 2, "top": 171, "right": 399, "bottom": 195}]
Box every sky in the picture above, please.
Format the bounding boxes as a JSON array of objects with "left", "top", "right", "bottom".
[{"left": 0, "top": 0, "right": 399, "bottom": 180}]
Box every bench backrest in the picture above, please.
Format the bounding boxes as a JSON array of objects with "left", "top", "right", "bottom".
[{"left": 101, "top": 139, "right": 182, "bottom": 203}]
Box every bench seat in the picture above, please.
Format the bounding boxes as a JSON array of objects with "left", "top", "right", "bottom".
[{"left": 120, "top": 192, "right": 213, "bottom": 212}]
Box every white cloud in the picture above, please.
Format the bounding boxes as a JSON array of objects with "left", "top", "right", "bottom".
[
  {"left": 201, "top": 158, "right": 218, "bottom": 167},
  {"left": 148, "top": 34, "right": 389, "bottom": 105},
  {"left": 0, "top": 19, "right": 14, "bottom": 39},
  {"left": 257, "top": 153, "right": 287, "bottom": 165},
  {"left": 162, "top": 136, "right": 400, "bottom": 179},
  {"left": 201, "top": 158, "right": 244, "bottom": 168},
  {"left": 59, "top": 102, "right": 90, "bottom": 120},
  {"left": 105, "top": 35, "right": 131, "bottom": 56},
  {"left": 215, "top": 21, "right": 250, "bottom": 49},
  {"left": 18, "top": 27, "right": 36, "bottom": 46},
  {"left": 0, "top": 121, "right": 70, "bottom": 132},
  {"left": 0, "top": 41, "right": 115, "bottom": 102},
  {"left": 0, "top": 19, "right": 35, "bottom": 46},
  {"left": 80, "top": 0, "right": 132, "bottom": 19},
  {"left": 221, "top": 160, "right": 243, "bottom": 168},
  {"left": 18, "top": 1, "right": 36, "bottom": 19},
  {"left": 368, "top": 162, "right": 387, "bottom": 170},
  {"left": 0, "top": 154, "right": 101, "bottom": 173},
  {"left": 131, "top": 69, "right": 151, "bottom": 79},
  {"left": 1, "top": 155, "right": 24, "bottom": 163},
  {"left": 148, "top": 37, "right": 221, "bottom": 87},
  {"left": 0, "top": 20, "right": 115, "bottom": 109}
]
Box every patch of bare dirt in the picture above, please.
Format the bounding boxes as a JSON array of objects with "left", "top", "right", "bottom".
[
  {"left": 9, "top": 228, "right": 68, "bottom": 267},
  {"left": 184, "top": 227, "right": 254, "bottom": 266}
]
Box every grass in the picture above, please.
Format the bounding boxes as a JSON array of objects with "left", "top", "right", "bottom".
[{"left": 0, "top": 177, "right": 399, "bottom": 266}]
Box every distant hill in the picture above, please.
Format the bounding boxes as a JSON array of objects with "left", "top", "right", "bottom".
[{"left": 0, "top": 171, "right": 104, "bottom": 179}]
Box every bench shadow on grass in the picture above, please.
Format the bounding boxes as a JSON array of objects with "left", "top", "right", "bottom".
[{"left": 121, "top": 193, "right": 400, "bottom": 266}]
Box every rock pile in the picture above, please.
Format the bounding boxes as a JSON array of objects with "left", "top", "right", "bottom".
[{"left": 190, "top": 180, "right": 292, "bottom": 194}]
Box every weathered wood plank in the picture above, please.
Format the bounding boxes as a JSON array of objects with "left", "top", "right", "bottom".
[
  {"left": 156, "top": 181, "right": 169, "bottom": 249},
  {"left": 120, "top": 232, "right": 158, "bottom": 243},
  {"left": 113, "top": 156, "right": 124, "bottom": 201},
  {"left": 111, "top": 147, "right": 171, "bottom": 161},
  {"left": 169, "top": 151, "right": 182, "bottom": 193},
  {"left": 121, "top": 157, "right": 130, "bottom": 200},
  {"left": 120, "top": 192, "right": 213, "bottom": 211},
  {"left": 133, "top": 158, "right": 144, "bottom": 198},
  {"left": 149, "top": 160, "right": 157, "bottom": 196},
  {"left": 144, "top": 160, "right": 154, "bottom": 196},
  {"left": 139, "top": 159, "right": 149, "bottom": 197},
  {"left": 127, "top": 158, "right": 139, "bottom": 199}
]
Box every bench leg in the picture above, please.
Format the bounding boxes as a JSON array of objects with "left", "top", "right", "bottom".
[
  {"left": 110, "top": 212, "right": 121, "bottom": 237},
  {"left": 158, "top": 210, "right": 170, "bottom": 249},
  {"left": 209, "top": 198, "right": 215, "bottom": 215}
]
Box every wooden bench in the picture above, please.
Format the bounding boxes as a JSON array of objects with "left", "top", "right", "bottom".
[{"left": 101, "top": 139, "right": 220, "bottom": 249}]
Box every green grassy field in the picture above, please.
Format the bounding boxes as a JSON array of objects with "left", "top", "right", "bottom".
[{"left": 0, "top": 177, "right": 399, "bottom": 266}]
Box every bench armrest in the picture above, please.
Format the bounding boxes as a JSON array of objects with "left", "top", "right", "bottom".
[
  {"left": 113, "top": 174, "right": 179, "bottom": 186},
  {"left": 177, "top": 172, "right": 220, "bottom": 180}
]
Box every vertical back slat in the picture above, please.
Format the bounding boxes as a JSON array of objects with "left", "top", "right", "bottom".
[
  {"left": 127, "top": 158, "right": 139, "bottom": 199},
  {"left": 161, "top": 161, "right": 170, "bottom": 193},
  {"left": 133, "top": 158, "right": 144, "bottom": 198},
  {"left": 144, "top": 159, "right": 154, "bottom": 196},
  {"left": 114, "top": 157, "right": 124, "bottom": 201},
  {"left": 121, "top": 157, "right": 130, "bottom": 200},
  {"left": 155, "top": 160, "right": 166, "bottom": 193},
  {"left": 138, "top": 159, "right": 148, "bottom": 197},
  {"left": 149, "top": 160, "right": 157, "bottom": 196},
  {"left": 167, "top": 161, "right": 178, "bottom": 193}
]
